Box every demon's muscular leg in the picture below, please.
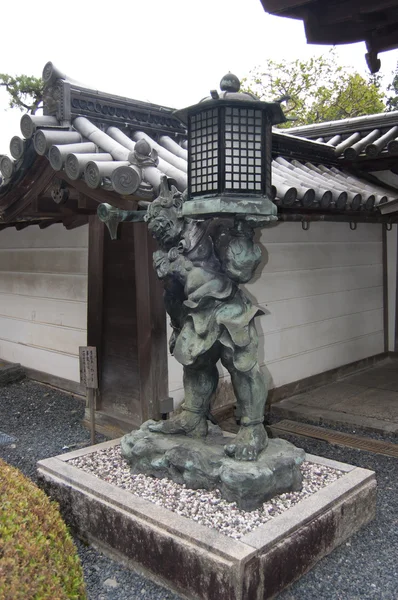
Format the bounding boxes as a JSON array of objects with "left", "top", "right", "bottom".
[
  {"left": 221, "top": 347, "right": 268, "bottom": 461},
  {"left": 148, "top": 350, "right": 219, "bottom": 438}
]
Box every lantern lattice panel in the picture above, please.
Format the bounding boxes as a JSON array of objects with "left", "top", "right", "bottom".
[
  {"left": 225, "top": 107, "right": 263, "bottom": 193},
  {"left": 190, "top": 108, "right": 219, "bottom": 195},
  {"left": 189, "top": 106, "right": 265, "bottom": 197}
]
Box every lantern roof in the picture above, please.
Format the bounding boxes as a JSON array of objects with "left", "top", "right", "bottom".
[{"left": 174, "top": 73, "right": 287, "bottom": 126}]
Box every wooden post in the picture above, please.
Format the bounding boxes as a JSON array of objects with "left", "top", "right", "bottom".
[
  {"left": 87, "top": 388, "right": 96, "bottom": 445},
  {"left": 395, "top": 226, "right": 398, "bottom": 352},
  {"left": 383, "top": 224, "right": 389, "bottom": 353},
  {"left": 134, "top": 223, "right": 161, "bottom": 422},
  {"left": 87, "top": 216, "right": 104, "bottom": 379},
  {"left": 85, "top": 218, "right": 168, "bottom": 435}
]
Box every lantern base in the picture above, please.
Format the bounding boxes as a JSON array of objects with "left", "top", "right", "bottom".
[{"left": 182, "top": 196, "right": 278, "bottom": 219}]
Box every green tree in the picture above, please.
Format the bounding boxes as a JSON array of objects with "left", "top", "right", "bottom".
[
  {"left": 242, "top": 51, "right": 386, "bottom": 128},
  {"left": 386, "top": 62, "right": 398, "bottom": 112},
  {"left": 0, "top": 73, "right": 44, "bottom": 114}
]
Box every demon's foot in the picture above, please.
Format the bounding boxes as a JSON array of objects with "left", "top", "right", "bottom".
[
  {"left": 148, "top": 410, "right": 208, "bottom": 439},
  {"left": 224, "top": 423, "right": 268, "bottom": 461}
]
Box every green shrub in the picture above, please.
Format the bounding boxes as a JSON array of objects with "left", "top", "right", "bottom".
[{"left": 0, "top": 459, "right": 87, "bottom": 600}]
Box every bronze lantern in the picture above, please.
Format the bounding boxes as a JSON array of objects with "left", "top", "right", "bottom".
[{"left": 174, "top": 73, "right": 286, "bottom": 219}]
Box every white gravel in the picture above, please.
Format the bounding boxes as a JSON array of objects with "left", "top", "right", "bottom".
[{"left": 69, "top": 445, "right": 344, "bottom": 540}]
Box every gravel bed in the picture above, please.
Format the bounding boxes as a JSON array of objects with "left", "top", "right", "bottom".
[
  {"left": 1, "top": 378, "right": 397, "bottom": 599},
  {"left": 69, "top": 445, "right": 343, "bottom": 539}
]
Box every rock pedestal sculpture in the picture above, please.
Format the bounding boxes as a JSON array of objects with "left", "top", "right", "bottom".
[{"left": 121, "top": 422, "right": 305, "bottom": 511}]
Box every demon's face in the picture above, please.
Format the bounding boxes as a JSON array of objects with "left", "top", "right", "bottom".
[{"left": 144, "top": 180, "right": 185, "bottom": 248}]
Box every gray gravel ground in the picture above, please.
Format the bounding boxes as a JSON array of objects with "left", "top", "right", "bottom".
[
  {"left": 0, "top": 379, "right": 182, "bottom": 600},
  {"left": 267, "top": 416, "right": 398, "bottom": 600},
  {"left": 0, "top": 378, "right": 397, "bottom": 599}
]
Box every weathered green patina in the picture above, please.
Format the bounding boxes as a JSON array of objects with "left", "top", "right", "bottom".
[
  {"left": 99, "top": 74, "right": 288, "bottom": 465},
  {"left": 99, "top": 177, "right": 275, "bottom": 462},
  {"left": 144, "top": 178, "right": 270, "bottom": 461}
]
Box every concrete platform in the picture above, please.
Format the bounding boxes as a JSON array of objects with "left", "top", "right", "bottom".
[
  {"left": 37, "top": 439, "right": 376, "bottom": 600},
  {"left": 270, "top": 357, "right": 398, "bottom": 436}
]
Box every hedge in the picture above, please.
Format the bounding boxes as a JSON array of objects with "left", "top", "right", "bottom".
[{"left": 0, "top": 458, "right": 87, "bottom": 600}]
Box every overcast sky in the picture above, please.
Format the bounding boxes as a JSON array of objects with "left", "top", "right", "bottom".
[{"left": 1, "top": 0, "right": 398, "bottom": 154}]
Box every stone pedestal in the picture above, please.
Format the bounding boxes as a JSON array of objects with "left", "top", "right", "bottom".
[
  {"left": 37, "top": 440, "right": 377, "bottom": 600},
  {"left": 120, "top": 421, "right": 306, "bottom": 510}
]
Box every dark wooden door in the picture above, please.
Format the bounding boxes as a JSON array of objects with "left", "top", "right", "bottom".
[{"left": 87, "top": 217, "right": 168, "bottom": 434}]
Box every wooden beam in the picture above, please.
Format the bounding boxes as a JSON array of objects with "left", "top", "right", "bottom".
[
  {"left": 366, "top": 25, "right": 398, "bottom": 53},
  {"left": 39, "top": 220, "right": 59, "bottom": 229},
  {"left": 343, "top": 155, "right": 398, "bottom": 173},
  {"left": 37, "top": 195, "right": 96, "bottom": 215},
  {"left": 305, "top": 17, "right": 368, "bottom": 44},
  {"left": 14, "top": 222, "right": 31, "bottom": 231},
  {"left": 78, "top": 193, "right": 99, "bottom": 211},
  {"left": 260, "top": 0, "right": 311, "bottom": 15},
  {"left": 24, "top": 366, "right": 85, "bottom": 396},
  {"left": 273, "top": 131, "right": 338, "bottom": 165},
  {"left": 62, "top": 214, "right": 89, "bottom": 230},
  {"left": 34, "top": 198, "right": 61, "bottom": 214},
  {"left": 262, "top": 0, "right": 398, "bottom": 19},
  {"left": 305, "top": 12, "right": 398, "bottom": 46},
  {"left": 277, "top": 213, "right": 398, "bottom": 224},
  {"left": 1, "top": 157, "right": 57, "bottom": 223},
  {"left": 40, "top": 180, "right": 79, "bottom": 203},
  {"left": 20, "top": 214, "right": 62, "bottom": 223},
  {"left": 313, "top": 0, "right": 398, "bottom": 25},
  {"left": 30, "top": 197, "right": 39, "bottom": 213},
  {"left": 262, "top": 0, "right": 398, "bottom": 52}
]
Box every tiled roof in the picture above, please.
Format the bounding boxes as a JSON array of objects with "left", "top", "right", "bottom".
[
  {"left": 0, "top": 115, "right": 187, "bottom": 199},
  {"left": 1, "top": 61, "right": 397, "bottom": 222},
  {"left": 272, "top": 157, "right": 392, "bottom": 210},
  {"left": 1, "top": 112, "right": 395, "bottom": 214},
  {"left": 287, "top": 111, "right": 398, "bottom": 160}
]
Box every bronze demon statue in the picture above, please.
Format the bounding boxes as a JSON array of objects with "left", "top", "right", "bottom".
[{"left": 144, "top": 177, "right": 268, "bottom": 461}]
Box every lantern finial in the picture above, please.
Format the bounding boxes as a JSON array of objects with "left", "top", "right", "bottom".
[{"left": 220, "top": 73, "right": 240, "bottom": 93}]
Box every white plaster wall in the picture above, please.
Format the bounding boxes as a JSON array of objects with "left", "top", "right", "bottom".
[
  {"left": 168, "top": 222, "right": 384, "bottom": 406},
  {"left": 0, "top": 224, "right": 88, "bottom": 382}
]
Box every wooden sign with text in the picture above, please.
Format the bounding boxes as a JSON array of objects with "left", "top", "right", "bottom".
[{"left": 79, "top": 346, "right": 98, "bottom": 389}]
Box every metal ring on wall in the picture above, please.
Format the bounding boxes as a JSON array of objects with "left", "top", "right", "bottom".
[
  {"left": 385, "top": 222, "right": 393, "bottom": 232},
  {"left": 349, "top": 222, "right": 357, "bottom": 231},
  {"left": 301, "top": 220, "right": 309, "bottom": 231}
]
